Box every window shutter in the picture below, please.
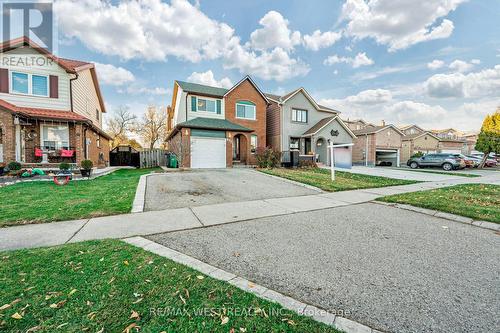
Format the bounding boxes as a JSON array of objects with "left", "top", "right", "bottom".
[
  {"left": 216, "top": 100, "right": 221, "bottom": 114},
  {"left": 49, "top": 75, "right": 58, "bottom": 98},
  {"left": 191, "top": 96, "right": 197, "bottom": 112},
  {"left": 0, "top": 68, "right": 8, "bottom": 93}
]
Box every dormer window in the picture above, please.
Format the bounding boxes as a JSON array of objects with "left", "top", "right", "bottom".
[{"left": 11, "top": 71, "right": 49, "bottom": 97}]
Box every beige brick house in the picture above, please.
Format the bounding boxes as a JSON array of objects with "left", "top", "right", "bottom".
[
  {"left": 0, "top": 37, "right": 110, "bottom": 168},
  {"left": 352, "top": 124, "right": 404, "bottom": 167},
  {"left": 401, "top": 132, "right": 440, "bottom": 163}
]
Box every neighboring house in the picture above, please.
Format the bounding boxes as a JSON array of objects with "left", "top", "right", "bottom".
[
  {"left": 166, "top": 76, "right": 268, "bottom": 168},
  {"left": 401, "top": 132, "right": 440, "bottom": 163},
  {"left": 352, "top": 124, "right": 404, "bottom": 167},
  {"left": 0, "top": 37, "right": 110, "bottom": 167},
  {"left": 431, "top": 128, "right": 463, "bottom": 140},
  {"left": 399, "top": 124, "right": 425, "bottom": 136},
  {"left": 265, "top": 88, "right": 356, "bottom": 166},
  {"left": 462, "top": 132, "right": 479, "bottom": 154},
  {"left": 342, "top": 118, "right": 372, "bottom": 131},
  {"left": 437, "top": 138, "right": 467, "bottom": 154}
]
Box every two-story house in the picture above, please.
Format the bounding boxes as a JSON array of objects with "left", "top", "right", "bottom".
[
  {"left": 265, "top": 88, "right": 356, "bottom": 167},
  {"left": 166, "top": 76, "right": 269, "bottom": 168},
  {"left": 0, "top": 37, "right": 110, "bottom": 168},
  {"left": 352, "top": 123, "right": 404, "bottom": 167}
]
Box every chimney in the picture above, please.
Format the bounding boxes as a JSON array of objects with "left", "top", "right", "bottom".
[{"left": 381, "top": 120, "right": 385, "bottom": 126}]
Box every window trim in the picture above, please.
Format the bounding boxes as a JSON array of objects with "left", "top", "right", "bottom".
[
  {"left": 193, "top": 96, "right": 220, "bottom": 114},
  {"left": 10, "top": 71, "right": 49, "bottom": 97},
  {"left": 235, "top": 101, "right": 256, "bottom": 120},
  {"left": 40, "top": 124, "right": 70, "bottom": 151},
  {"left": 291, "top": 108, "right": 308, "bottom": 124}
]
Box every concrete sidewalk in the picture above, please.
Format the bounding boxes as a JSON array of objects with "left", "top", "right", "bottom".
[{"left": 1, "top": 175, "right": 498, "bottom": 251}]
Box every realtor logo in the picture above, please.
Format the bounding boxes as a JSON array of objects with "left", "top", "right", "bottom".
[{"left": 1, "top": 0, "right": 54, "bottom": 52}]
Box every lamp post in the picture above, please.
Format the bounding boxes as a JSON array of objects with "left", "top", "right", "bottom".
[{"left": 328, "top": 143, "right": 354, "bottom": 181}]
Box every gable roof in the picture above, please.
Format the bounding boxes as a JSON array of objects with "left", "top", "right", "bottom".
[
  {"left": 1, "top": 36, "right": 106, "bottom": 113},
  {"left": 302, "top": 116, "right": 357, "bottom": 138},
  {"left": 402, "top": 131, "right": 440, "bottom": 141},
  {"left": 264, "top": 88, "right": 340, "bottom": 113},
  {"left": 352, "top": 124, "right": 404, "bottom": 136},
  {"left": 175, "top": 80, "right": 228, "bottom": 97},
  {"left": 166, "top": 117, "right": 253, "bottom": 140},
  {"left": 224, "top": 76, "right": 269, "bottom": 104},
  {"left": 399, "top": 124, "right": 426, "bottom": 132}
]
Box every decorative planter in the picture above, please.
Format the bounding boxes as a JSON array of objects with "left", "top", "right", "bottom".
[
  {"left": 0, "top": 167, "right": 4, "bottom": 176},
  {"left": 80, "top": 169, "right": 92, "bottom": 177}
]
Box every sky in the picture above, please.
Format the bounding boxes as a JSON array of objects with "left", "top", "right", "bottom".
[{"left": 24, "top": 0, "right": 500, "bottom": 131}]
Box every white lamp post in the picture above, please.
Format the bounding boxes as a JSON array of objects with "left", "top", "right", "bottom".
[{"left": 328, "top": 143, "right": 354, "bottom": 181}]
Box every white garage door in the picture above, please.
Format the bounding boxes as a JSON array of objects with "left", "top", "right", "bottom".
[
  {"left": 191, "top": 137, "right": 226, "bottom": 168},
  {"left": 441, "top": 149, "right": 461, "bottom": 154}
]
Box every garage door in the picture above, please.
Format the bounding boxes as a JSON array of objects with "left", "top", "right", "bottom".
[
  {"left": 376, "top": 149, "right": 399, "bottom": 167},
  {"left": 441, "top": 149, "right": 461, "bottom": 154},
  {"left": 191, "top": 137, "right": 226, "bottom": 168}
]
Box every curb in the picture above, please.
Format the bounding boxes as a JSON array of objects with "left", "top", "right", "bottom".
[
  {"left": 254, "top": 169, "right": 326, "bottom": 193},
  {"left": 374, "top": 201, "right": 499, "bottom": 232},
  {"left": 123, "top": 236, "right": 381, "bottom": 333},
  {"left": 131, "top": 174, "right": 150, "bottom": 213}
]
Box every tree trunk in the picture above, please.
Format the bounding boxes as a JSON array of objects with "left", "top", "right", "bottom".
[{"left": 478, "top": 153, "right": 489, "bottom": 168}]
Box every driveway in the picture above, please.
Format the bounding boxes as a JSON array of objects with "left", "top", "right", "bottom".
[
  {"left": 335, "top": 166, "right": 474, "bottom": 181},
  {"left": 149, "top": 203, "right": 500, "bottom": 333},
  {"left": 144, "top": 169, "right": 319, "bottom": 211}
]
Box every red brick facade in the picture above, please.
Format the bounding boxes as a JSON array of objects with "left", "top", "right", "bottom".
[{"left": 265, "top": 100, "right": 281, "bottom": 151}]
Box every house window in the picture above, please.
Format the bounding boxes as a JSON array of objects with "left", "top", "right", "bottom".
[
  {"left": 250, "top": 135, "right": 257, "bottom": 153},
  {"left": 197, "top": 98, "right": 216, "bottom": 112},
  {"left": 236, "top": 101, "right": 256, "bottom": 120},
  {"left": 292, "top": 109, "right": 307, "bottom": 123},
  {"left": 290, "top": 137, "right": 300, "bottom": 150},
  {"left": 96, "top": 109, "right": 99, "bottom": 121},
  {"left": 96, "top": 135, "right": 101, "bottom": 148},
  {"left": 41, "top": 125, "right": 69, "bottom": 150},
  {"left": 11, "top": 72, "right": 49, "bottom": 96}
]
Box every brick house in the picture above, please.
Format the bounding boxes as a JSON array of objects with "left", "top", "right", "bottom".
[
  {"left": 0, "top": 37, "right": 110, "bottom": 168},
  {"left": 352, "top": 124, "right": 404, "bottom": 167},
  {"left": 401, "top": 132, "right": 440, "bottom": 163},
  {"left": 166, "top": 76, "right": 268, "bottom": 168}
]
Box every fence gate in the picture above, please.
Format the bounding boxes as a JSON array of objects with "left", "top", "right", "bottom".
[
  {"left": 139, "top": 149, "right": 167, "bottom": 168},
  {"left": 110, "top": 145, "right": 140, "bottom": 167}
]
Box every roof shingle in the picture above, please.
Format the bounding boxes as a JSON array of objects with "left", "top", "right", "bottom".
[
  {"left": 177, "top": 117, "right": 252, "bottom": 132},
  {"left": 176, "top": 81, "right": 228, "bottom": 97}
]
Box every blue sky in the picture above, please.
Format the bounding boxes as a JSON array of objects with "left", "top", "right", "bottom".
[{"left": 33, "top": 1, "right": 500, "bottom": 130}]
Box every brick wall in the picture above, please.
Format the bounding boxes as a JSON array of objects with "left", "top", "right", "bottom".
[
  {"left": 169, "top": 129, "right": 191, "bottom": 168},
  {"left": 86, "top": 128, "right": 110, "bottom": 168},
  {"left": 0, "top": 110, "right": 15, "bottom": 163},
  {"left": 352, "top": 133, "right": 376, "bottom": 166},
  {"left": 374, "top": 127, "right": 402, "bottom": 149},
  {"left": 225, "top": 79, "right": 267, "bottom": 165},
  {"left": 266, "top": 101, "right": 281, "bottom": 151}
]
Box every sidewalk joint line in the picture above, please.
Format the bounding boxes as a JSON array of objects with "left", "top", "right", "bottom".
[
  {"left": 188, "top": 207, "right": 205, "bottom": 227},
  {"left": 65, "top": 218, "right": 92, "bottom": 244}
]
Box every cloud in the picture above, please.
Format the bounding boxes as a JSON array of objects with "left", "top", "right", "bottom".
[
  {"left": 249, "top": 11, "right": 301, "bottom": 50},
  {"left": 224, "top": 46, "right": 310, "bottom": 82},
  {"left": 303, "top": 30, "right": 342, "bottom": 51},
  {"left": 94, "top": 62, "right": 135, "bottom": 86},
  {"left": 425, "top": 65, "right": 500, "bottom": 98},
  {"left": 427, "top": 60, "right": 445, "bottom": 70},
  {"left": 345, "top": 89, "right": 393, "bottom": 104},
  {"left": 186, "top": 70, "right": 233, "bottom": 88},
  {"left": 384, "top": 101, "right": 447, "bottom": 124},
  {"left": 341, "top": 0, "right": 465, "bottom": 51},
  {"left": 118, "top": 85, "right": 171, "bottom": 95},
  {"left": 448, "top": 59, "right": 474, "bottom": 73},
  {"left": 324, "top": 52, "right": 374, "bottom": 68}
]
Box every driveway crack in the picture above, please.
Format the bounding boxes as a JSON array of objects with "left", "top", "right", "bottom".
[
  {"left": 189, "top": 207, "right": 205, "bottom": 227},
  {"left": 65, "top": 218, "right": 91, "bottom": 244}
]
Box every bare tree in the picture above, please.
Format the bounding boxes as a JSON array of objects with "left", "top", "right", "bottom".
[
  {"left": 105, "top": 106, "right": 137, "bottom": 148},
  {"left": 133, "top": 105, "right": 167, "bottom": 149}
]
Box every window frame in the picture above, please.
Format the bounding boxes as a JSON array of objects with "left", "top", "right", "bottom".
[
  {"left": 40, "top": 124, "right": 70, "bottom": 151},
  {"left": 250, "top": 134, "right": 258, "bottom": 154},
  {"left": 291, "top": 108, "right": 308, "bottom": 123},
  {"left": 289, "top": 137, "right": 300, "bottom": 150},
  {"left": 195, "top": 96, "right": 219, "bottom": 113},
  {"left": 235, "top": 102, "right": 256, "bottom": 120},
  {"left": 10, "top": 71, "right": 49, "bottom": 97}
]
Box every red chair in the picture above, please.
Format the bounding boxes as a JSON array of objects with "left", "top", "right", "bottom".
[{"left": 35, "top": 148, "right": 43, "bottom": 157}]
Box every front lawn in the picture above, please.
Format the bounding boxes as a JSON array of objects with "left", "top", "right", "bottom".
[
  {"left": 0, "top": 168, "right": 159, "bottom": 228},
  {"left": 260, "top": 167, "right": 418, "bottom": 192},
  {"left": 378, "top": 184, "right": 500, "bottom": 223},
  {"left": 0, "top": 240, "right": 339, "bottom": 333}
]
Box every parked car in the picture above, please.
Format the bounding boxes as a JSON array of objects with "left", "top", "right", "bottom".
[
  {"left": 469, "top": 154, "right": 498, "bottom": 167},
  {"left": 452, "top": 154, "right": 477, "bottom": 168},
  {"left": 407, "top": 153, "right": 466, "bottom": 171}
]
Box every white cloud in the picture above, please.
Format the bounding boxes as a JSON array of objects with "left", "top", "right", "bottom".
[
  {"left": 94, "top": 62, "right": 135, "bottom": 86},
  {"left": 324, "top": 52, "right": 374, "bottom": 68},
  {"left": 341, "top": 0, "right": 465, "bottom": 51},
  {"left": 186, "top": 70, "right": 233, "bottom": 88},
  {"left": 384, "top": 101, "right": 447, "bottom": 124},
  {"left": 425, "top": 65, "right": 500, "bottom": 98},
  {"left": 319, "top": 89, "right": 392, "bottom": 111},
  {"left": 303, "top": 30, "right": 342, "bottom": 51},
  {"left": 224, "top": 46, "right": 310, "bottom": 82},
  {"left": 427, "top": 60, "right": 445, "bottom": 70},
  {"left": 249, "top": 11, "right": 301, "bottom": 51},
  {"left": 118, "top": 86, "right": 170, "bottom": 95},
  {"left": 449, "top": 59, "right": 474, "bottom": 73},
  {"left": 471, "top": 59, "right": 481, "bottom": 65}
]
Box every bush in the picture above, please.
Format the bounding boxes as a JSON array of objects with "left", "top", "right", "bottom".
[
  {"left": 7, "top": 161, "right": 21, "bottom": 171},
  {"left": 298, "top": 160, "right": 317, "bottom": 168},
  {"left": 411, "top": 151, "right": 424, "bottom": 158},
  {"left": 59, "top": 162, "right": 71, "bottom": 171},
  {"left": 255, "top": 147, "right": 281, "bottom": 169},
  {"left": 81, "top": 159, "right": 94, "bottom": 170}
]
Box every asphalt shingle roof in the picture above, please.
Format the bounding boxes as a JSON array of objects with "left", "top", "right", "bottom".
[
  {"left": 352, "top": 125, "right": 386, "bottom": 135},
  {"left": 302, "top": 117, "right": 336, "bottom": 136},
  {"left": 176, "top": 81, "right": 229, "bottom": 97},
  {"left": 177, "top": 117, "right": 252, "bottom": 132}
]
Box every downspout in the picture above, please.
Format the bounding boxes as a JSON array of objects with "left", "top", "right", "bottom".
[
  {"left": 69, "top": 73, "right": 79, "bottom": 113},
  {"left": 185, "top": 93, "right": 189, "bottom": 122}
]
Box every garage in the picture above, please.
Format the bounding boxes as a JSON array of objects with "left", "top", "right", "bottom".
[
  {"left": 376, "top": 149, "right": 399, "bottom": 167},
  {"left": 191, "top": 136, "right": 226, "bottom": 168},
  {"left": 440, "top": 149, "right": 462, "bottom": 154}
]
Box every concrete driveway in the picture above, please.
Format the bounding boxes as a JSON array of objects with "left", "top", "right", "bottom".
[
  {"left": 144, "top": 169, "right": 319, "bottom": 211},
  {"left": 336, "top": 166, "right": 475, "bottom": 181},
  {"left": 149, "top": 203, "right": 500, "bottom": 333}
]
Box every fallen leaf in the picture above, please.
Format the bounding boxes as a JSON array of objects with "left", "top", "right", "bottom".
[
  {"left": 123, "top": 260, "right": 129, "bottom": 266},
  {"left": 56, "top": 323, "right": 68, "bottom": 329},
  {"left": 26, "top": 326, "right": 41, "bottom": 332},
  {"left": 99, "top": 257, "right": 104, "bottom": 262},
  {"left": 240, "top": 328, "right": 247, "bottom": 332},
  {"left": 179, "top": 295, "right": 186, "bottom": 305},
  {"left": 0, "top": 304, "right": 11, "bottom": 311},
  {"left": 196, "top": 275, "right": 204, "bottom": 280},
  {"left": 11, "top": 312, "right": 22, "bottom": 320},
  {"left": 24, "top": 287, "right": 35, "bottom": 292},
  {"left": 221, "top": 316, "right": 229, "bottom": 325},
  {"left": 49, "top": 300, "right": 67, "bottom": 309},
  {"left": 130, "top": 310, "right": 140, "bottom": 320},
  {"left": 87, "top": 312, "right": 97, "bottom": 320},
  {"left": 122, "top": 322, "right": 138, "bottom": 333},
  {"left": 68, "top": 289, "right": 78, "bottom": 296},
  {"left": 132, "top": 298, "right": 143, "bottom": 304},
  {"left": 96, "top": 328, "right": 104, "bottom": 333},
  {"left": 10, "top": 299, "right": 21, "bottom": 306},
  {"left": 108, "top": 277, "right": 115, "bottom": 284}
]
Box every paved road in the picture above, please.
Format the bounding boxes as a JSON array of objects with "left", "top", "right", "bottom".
[
  {"left": 149, "top": 203, "right": 500, "bottom": 333},
  {"left": 145, "top": 169, "right": 318, "bottom": 211}
]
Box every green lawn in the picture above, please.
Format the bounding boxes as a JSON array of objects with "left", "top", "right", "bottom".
[
  {"left": 396, "top": 168, "right": 481, "bottom": 178},
  {"left": 260, "top": 167, "right": 418, "bottom": 192},
  {"left": 0, "top": 240, "right": 339, "bottom": 333},
  {"left": 378, "top": 184, "right": 500, "bottom": 223},
  {"left": 0, "top": 168, "right": 159, "bottom": 228}
]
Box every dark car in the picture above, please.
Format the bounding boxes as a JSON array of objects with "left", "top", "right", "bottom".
[{"left": 407, "top": 153, "right": 466, "bottom": 171}]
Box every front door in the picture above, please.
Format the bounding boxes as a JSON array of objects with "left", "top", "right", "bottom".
[{"left": 233, "top": 136, "right": 240, "bottom": 161}]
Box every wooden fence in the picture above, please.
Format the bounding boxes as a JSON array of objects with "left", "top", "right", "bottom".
[{"left": 139, "top": 149, "right": 167, "bottom": 168}]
